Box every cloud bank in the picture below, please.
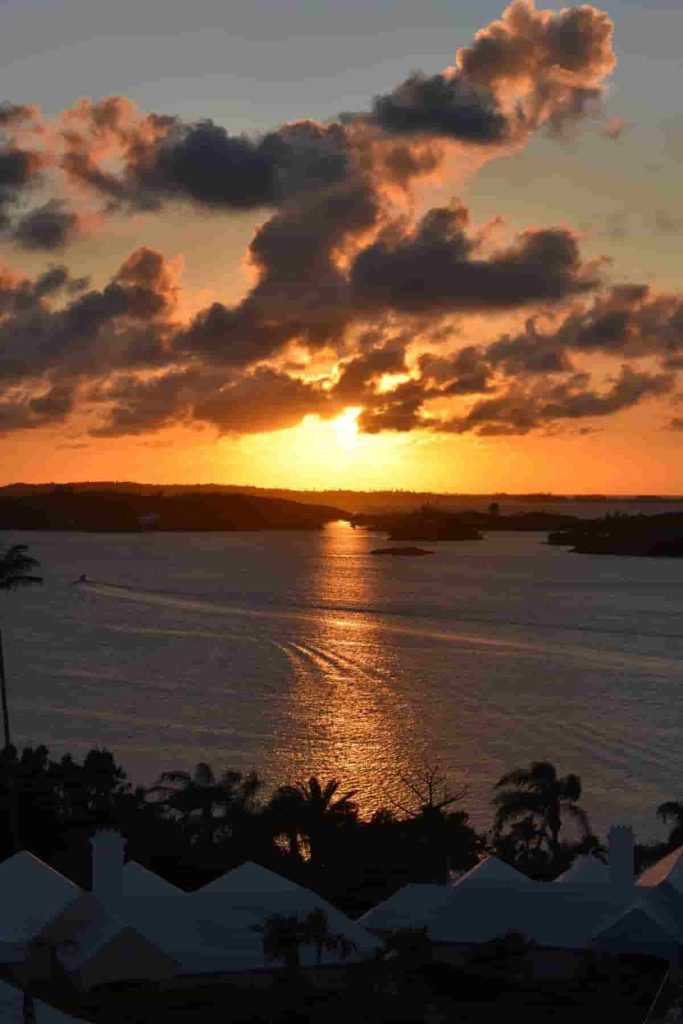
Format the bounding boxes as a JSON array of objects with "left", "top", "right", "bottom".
[{"left": 1, "top": 0, "right": 677, "bottom": 443}]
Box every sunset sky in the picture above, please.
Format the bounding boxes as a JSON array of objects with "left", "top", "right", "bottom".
[{"left": 0, "top": 0, "right": 682, "bottom": 493}]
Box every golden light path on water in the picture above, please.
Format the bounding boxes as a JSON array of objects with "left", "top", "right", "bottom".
[{"left": 267, "top": 522, "right": 420, "bottom": 810}]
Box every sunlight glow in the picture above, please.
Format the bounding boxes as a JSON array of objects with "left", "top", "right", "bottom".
[{"left": 334, "top": 407, "right": 361, "bottom": 449}]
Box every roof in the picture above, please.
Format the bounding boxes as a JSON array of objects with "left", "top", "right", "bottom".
[
  {"left": 432, "top": 886, "right": 631, "bottom": 949},
  {"left": 0, "top": 980, "right": 88, "bottom": 1023},
  {"left": 592, "top": 903, "right": 680, "bottom": 952},
  {"left": 0, "top": 853, "right": 81, "bottom": 941},
  {"left": 195, "top": 861, "right": 299, "bottom": 896},
  {"left": 115, "top": 863, "right": 381, "bottom": 974},
  {"left": 638, "top": 846, "right": 683, "bottom": 892},
  {"left": 451, "top": 855, "right": 536, "bottom": 889},
  {"left": 359, "top": 885, "right": 452, "bottom": 933},
  {"left": 122, "top": 861, "right": 186, "bottom": 899},
  {"left": 555, "top": 856, "right": 611, "bottom": 885}
]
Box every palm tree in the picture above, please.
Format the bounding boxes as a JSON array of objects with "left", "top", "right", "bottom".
[
  {"left": 260, "top": 912, "right": 304, "bottom": 977},
  {"left": 268, "top": 777, "right": 358, "bottom": 868},
  {"left": 493, "top": 761, "right": 590, "bottom": 861},
  {"left": 149, "top": 762, "right": 260, "bottom": 844},
  {"left": 260, "top": 909, "right": 355, "bottom": 977},
  {"left": 302, "top": 907, "right": 356, "bottom": 968},
  {"left": 0, "top": 545, "right": 43, "bottom": 748},
  {"left": 656, "top": 801, "right": 683, "bottom": 848}
]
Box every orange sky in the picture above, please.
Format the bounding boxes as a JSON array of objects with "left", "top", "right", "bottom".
[{"left": 1, "top": 1, "right": 682, "bottom": 494}]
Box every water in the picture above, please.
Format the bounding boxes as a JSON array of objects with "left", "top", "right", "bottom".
[{"left": 1, "top": 522, "right": 682, "bottom": 840}]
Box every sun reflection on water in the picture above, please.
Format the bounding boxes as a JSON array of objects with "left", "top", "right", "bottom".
[{"left": 268, "top": 522, "right": 419, "bottom": 810}]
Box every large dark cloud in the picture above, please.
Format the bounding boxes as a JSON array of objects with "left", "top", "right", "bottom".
[{"left": 351, "top": 204, "right": 599, "bottom": 314}]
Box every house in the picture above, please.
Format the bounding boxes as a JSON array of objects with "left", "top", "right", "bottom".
[
  {"left": 360, "top": 826, "right": 683, "bottom": 966},
  {"left": 0, "top": 844, "right": 176, "bottom": 994},
  {"left": 89, "top": 835, "right": 381, "bottom": 976}
]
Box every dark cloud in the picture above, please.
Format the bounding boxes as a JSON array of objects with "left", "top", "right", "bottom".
[
  {"left": 0, "top": 248, "right": 177, "bottom": 386},
  {"left": 443, "top": 365, "right": 674, "bottom": 436},
  {"left": 357, "top": 379, "right": 427, "bottom": 434},
  {"left": 372, "top": 73, "right": 508, "bottom": 143},
  {"left": 351, "top": 204, "right": 599, "bottom": 314},
  {"left": 13, "top": 199, "right": 81, "bottom": 251},
  {"left": 0, "top": 147, "right": 41, "bottom": 229}
]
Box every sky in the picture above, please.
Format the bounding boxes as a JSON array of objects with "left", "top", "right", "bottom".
[{"left": 0, "top": 0, "right": 682, "bottom": 493}]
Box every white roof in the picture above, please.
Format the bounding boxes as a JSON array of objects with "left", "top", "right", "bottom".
[
  {"left": 555, "top": 856, "right": 611, "bottom": 885},
  {"left": 359, "top": 884, "right": 452, "bottom": 933},
  {"left": 0, "top": 853, "right": 81, "bottom": 941},
  {"left": 592, "top": 901, "right": 680, "bottom": 950},
  {"left": 116, "top": 863, "right": 381, "bottom": 973},
  {"left": 637, "top": 846, "right": 683, "bottom": 892},
  {"left": 122, "top": 861, "right": 186, "bottom": 899},
  {"left": 195, "top": 861, "right": 299, "bottom": 896},
  {"left": 452, "top": 855, "right": 535, "bottom": 889},
  {"left": 0, "top": 980, "right": 88, "bottom": 1022}
]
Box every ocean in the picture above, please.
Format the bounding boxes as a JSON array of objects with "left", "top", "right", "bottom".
[{"left": 1, "top": 515, "right": 682, "bottom": 841}]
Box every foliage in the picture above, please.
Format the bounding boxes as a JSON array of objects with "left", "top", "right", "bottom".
[
  {"left": 493, "top": 760, "right": 591, "bottom": 871},
  {"left": 0, "top": 545, "right": 43, "bottom": 592}
]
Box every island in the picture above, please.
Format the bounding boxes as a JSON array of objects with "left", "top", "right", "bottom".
[
  {"left": 0, "top": 486, "right": 348, "bottom": 533},
  {"left": 547, "top": 511, "right": 683, "bottom": 557},
  {"left": 370, "top": 547, "right": 434, "bottom": 557},
  {"left": 354, "top": 505, "right": 483, "bottom": 542}
]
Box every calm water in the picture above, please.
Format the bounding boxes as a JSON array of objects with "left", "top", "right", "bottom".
[{"left": 1, "top": 522, "right": 682, "bottom": 840}]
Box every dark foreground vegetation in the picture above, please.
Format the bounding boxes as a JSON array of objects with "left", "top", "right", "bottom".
[
  {"left": 0, "top": 749, "right": 679, "bottom": 913},
  {"left": 0, "top": 486, "right": 345, "bottom": 532},
  {"left": 0, "top": 750, "right": 678, "bottom": 1021}
]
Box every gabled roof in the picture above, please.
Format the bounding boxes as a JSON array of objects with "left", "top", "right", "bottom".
[
  {"left": 0, "top": 852, "right": 81, "bottom": 941},
  {"left": 555, "top": 856, "right": 610, "bottom": 885},
  {"left": 452, "top": 855, "right": 535, "bottom": 889},
  {"left": 194, "top": 861, "right": 298, "bottom": 896},
  {"left": 122, "top": 861, "right": 185, "bottom": 899},
  {"left": 637, "top": 846, "right": 683, "bottom": 892},
  {"left": 118, "top": 864, "right": 381, "bottom": 973},
  {"left": 359, "top": 884, "right": 451, "bottom": 933},
  {"left": 592, "top": 902, "right": 680, "bottom": 949}
]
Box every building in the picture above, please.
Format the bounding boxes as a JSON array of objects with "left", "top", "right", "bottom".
[{"left": 360, "top": 826, "right": 683, "bottom": 966}]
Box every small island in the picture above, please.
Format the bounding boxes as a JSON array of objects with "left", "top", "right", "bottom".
[{"left": 370, "top": 547, "right": 434, "bottom": 556}]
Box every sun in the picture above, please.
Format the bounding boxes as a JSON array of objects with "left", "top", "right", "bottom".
[{"left": 334, "top": 407, "right": 361, "bottom": 449}]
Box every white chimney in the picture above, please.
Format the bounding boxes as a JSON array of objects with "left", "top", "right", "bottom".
[
  {"left": 608, "top": 825, "right": 634, "bottom": 895},
  {"left": 90, "top": 829, "right": 126, "bottom": 908}
]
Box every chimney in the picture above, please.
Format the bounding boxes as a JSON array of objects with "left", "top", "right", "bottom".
[
  {"left": 608, "top": 825, "right": 634, "bottom": 895},
  {"left": 90, "top": 829, "right": 126, "bottom": 908}
]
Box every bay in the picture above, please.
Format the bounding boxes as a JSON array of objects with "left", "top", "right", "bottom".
[{"left": 1, "top": 518, "right": 682, "bottom": 841}]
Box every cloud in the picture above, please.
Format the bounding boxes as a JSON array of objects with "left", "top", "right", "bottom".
[
  {"left": 442, "top": 365, "right": 674, "bottom": 435},
  {"left": 12, "top": 199, "right": 82, "bottom": 251},
  {"left": 351, "top": 203, "right": 600, "bottom": 314},
  {"left": 7, "top": 2, "right": 678, "bottom": 448}
]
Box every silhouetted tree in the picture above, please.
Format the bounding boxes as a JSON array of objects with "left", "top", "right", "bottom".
[
  {"left": 0, "top": 544, "right": 43, "bottom": 748},
  {"left": 392, "top": 764, "right": 474, "bottom": 882},
  {"left": 268, "top": 777, "right": 358, "bottom": 868},
  {"left": 493, "top": 761, "right": 590, "bottom": 863},
  {"left": 149, "top": 762, "right": 261, "bottom": 847}
]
